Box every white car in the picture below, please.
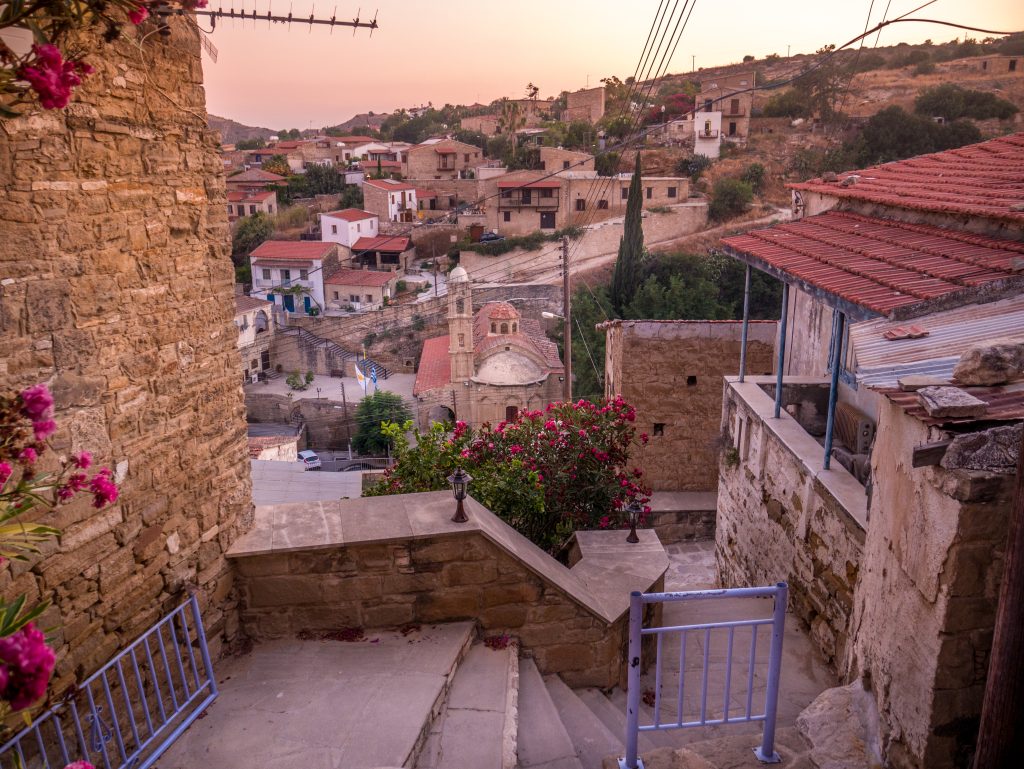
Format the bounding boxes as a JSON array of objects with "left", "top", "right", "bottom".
[{"left": 297, "top": 450, "right": 322, "bottom": 470}]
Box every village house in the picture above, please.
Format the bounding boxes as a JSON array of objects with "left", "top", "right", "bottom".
[
  {"left": 348, "top": 234, "right": 415, "bottom": 273},
  {"left": 563, "top": 86, "right": 607, "bottom": 123},
  {"left": 363, "top": 177, "right": 418, "bottom": 221},
  {"left": 413, "top": 267, "right": 564, "bottom": 427},
  {"left": 226, "top": 189, "right": 276, "bottom": 220},
  {"left": 693, "top": 111, "right": 723, "bottom": 158},
  {"left": 459, "top": 114, "right": 500, "bottom": 136},
  {"left": 234, "top": 295, "right": 275, "bottom": 383},
  {"left": 401, "top": 138, "right": 485, "bottom": 180},
  {"left": 537, "top": 145, "right": 595, "bottom": 173},
  {"left": 319, "top": 207, "right": 379, "bottom": 248},
  {"left": 323, "top": 267, "right": 399, "bottom": 312},
  {"left": 225, "top": 167, "right": 287, "bottom": 193},
  {"left": 697, "top": 71, "right": 754, "bottom": 142},
  {"left": 248, "top": 240, "right": 340, "bottom": 315},
  {"left": 712, "top": 132, "right": 1024, "bottom": 769}
]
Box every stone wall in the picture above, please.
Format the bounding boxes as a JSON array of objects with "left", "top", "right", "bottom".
[
  {"left": 603, "top": 321, "right": 776, "bottom": 491},
  {"left": 245, "top": 393, "right": 354, "bottom": 449},
  {"left": 564, "top": 87, "right": 606, "bottom": 123},
  {"left": 0, "top": 17, "right": 251, "bottom": 686}
]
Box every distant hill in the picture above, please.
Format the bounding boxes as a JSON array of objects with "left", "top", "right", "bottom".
[
  {"left": 208, "top": 115, "right": 276, "bottom": 145},
  {"left": 325, "top": 112, "right": 389, "bottom": 134}
]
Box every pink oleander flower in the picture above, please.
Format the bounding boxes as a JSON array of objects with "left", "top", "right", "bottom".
[
  {"left": 0, "top": 623, "right": 56, "bottom": 711},
  {"left": 639, "top": 433, "right": 649, "bottom": 444},
  {"left": 509, "top": 445, "right": 523, "bottom": 455},
  {"left": 544, "top": 420, "right": 556, "bottom": 431},
  {"left": 0, "top": 462, "right": 12, "bottom": 486},
  {"left": 33, "top": 419, "right": 57, "bottom": 442},
  {"left": 17, "top": 45, "right": 91, "bottom": 110},
  {"left": 89, "top": 469, "right": 118, "bottom": 508},
  {"left": 18, "top": 447, "right": 37, "bottom": 465},
  {"left": 72, "top": 451, "right": 92, "bottom": 470},
  {"left": 64, "top": 762, "right": 96, "bottom": 769},
  {"left": 599, "top": 515, "right": 611, "bottom": 529},
  {"left": 128, "top": 4, "right": 149, "bottom": 24},
  {"left": 19, "top": 384, "right": 53, "bottom": 421}
]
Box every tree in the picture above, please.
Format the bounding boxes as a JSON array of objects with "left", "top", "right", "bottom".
[
  {"left": 674, "top": 154, "right": 712, "bottom": 182},
  {"left": 352, "top": 391, "right": 412, "bottom": 455},
  {"left": 708, "top": 178, "right": 754, "bottom": 221},
  {"left": 497, "top": 98, "right": 527, "bottom": 150},
  {"left": 610, "top": 153, "right": 645, "bottom": 315},
  {"left": 762, "top": 88, "right": 811, "bottom": 118},
  {"left": 236, "top": 137, "right": 266, "bottom": 150},
  {"left": 232, "top": 213, "right": 273, "bottom": 258},
  {"left": 914, "top": 84, "right": 1019, "bottom": 120},
  {"left": 261, "top": 154, "right": 291, "bottom": 176},
  {"left": 525, "top": 82, "right": 540, "bottom": 100},
  {"left": 743, "top": 54, "right": 755, "bottom": 62},
  {"left": 851, "top": 106, "right": 981, "bottom": 166},
  {"left": 741, "top": 162, "right": 766, "bottom": 194},
  {"left": 594, "top": 151, "right": 621, "bottom": 177}
]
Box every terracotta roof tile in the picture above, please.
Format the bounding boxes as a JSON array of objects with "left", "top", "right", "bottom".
[
  {"left": 250, "top": 241, "right": 336, "bottom": 260},
  {"left": 321, "top": 208, "right": 377, "bottom": 222},
  {"left": 324, "top": 268, "right": 396, "bottom": 287},
  {"left": 720, "top": 211, "right": 1024, "bottom": 318},
  {"left": 365, "top": 178, "right": 416, "bottom": 191},
  {"left": 413, "top": 335, "right": 452, "bottom": 394},
  {"left": 353, "top": 236, "right": 411, "bottom": 252},
  {"left": 227, "top": 168, "right": 286, "bottom": 183},
  {"left": 235, "top": 295, "right": 273, "bottom": 314},
  {"left": 790, "top": 132, "right": 1024, "bottom": 223}
]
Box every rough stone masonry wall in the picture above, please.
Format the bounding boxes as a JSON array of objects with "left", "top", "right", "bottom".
[
  {"left": 0, "top": 18, "right": 251, "bottom": 687},
  {"left": 232, "top": 532, "right": 640, "bottom": 688},
  {"left": 603, "top": 321, "right": 776, "bottom": 491}
]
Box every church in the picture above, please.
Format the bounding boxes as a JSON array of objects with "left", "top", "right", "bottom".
[{"left": 412, "top": 267, "right": 565, "bottom": 428}]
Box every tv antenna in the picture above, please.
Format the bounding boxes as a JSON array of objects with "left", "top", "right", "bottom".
[{"left": 189, "top": 4, "right": 378, "bottom": 33}]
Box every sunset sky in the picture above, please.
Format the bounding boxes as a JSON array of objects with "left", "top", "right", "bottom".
[{"left": 200, "top": 0, "right": 1024, "bottom": 129}]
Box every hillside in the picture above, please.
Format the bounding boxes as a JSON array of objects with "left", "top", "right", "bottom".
[
  {"left": 325, "top": 112, "right": 389, "bottom": 133},
  {"left": 208, "top": 114, "right": 276, "bottom": 145}
]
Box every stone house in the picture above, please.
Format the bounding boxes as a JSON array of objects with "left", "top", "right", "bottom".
[
  {"left": 697, "top": 71, "right": 754, "bottom": 142},
  {"left": 324, "top": 267, "right": 399, "bottom": 312},
  {"left": 401, "top": 138, "right": 484, "bottom": 180},
  {"left": 319, "top": 207, "right": 379, "bottom": 248},
  {"left": 235, "top": 295, "right": 275, "bottom": 383},
  {"left": 563, "top": 86, "right": 607, "bottom": 123},
  {"left": 413, "top": 267, "right": 564, "bottom": 427},
  {"left": 716, "top": 132, "right": 1024, "bottom": 768},
  {"left": 537, "top": 146, "right": 595, "bottom": 173},
  {"left": 970, "top": 54, "right": 1021, "bottom": 74},
  {"left": 459, "top": 114, "right": 500, "bottom": 136},
  {"left": 363, "top": 178, "right": 418, "bottom": 222},
  {"left": 227, "top": 189, "right": 276, "bottom": 221},
  {"left": 249, "top": 241, "right": 340, "bottom": 315},
  {"left": 601, "top": 320, "right": 776, "bottom": 491},
  {"left": 225, "top": 167, "right": 287, "bottom": 193},
  {"left": 348, "top": 234, "right": 414, "bottom": 274}
]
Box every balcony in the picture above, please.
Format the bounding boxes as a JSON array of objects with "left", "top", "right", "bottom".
[
  {"left": 697, "top": 129, "right": 719, "bottom": 140},
  {"left": 498, "top": 196, "right": 559, "bottom": 210}
]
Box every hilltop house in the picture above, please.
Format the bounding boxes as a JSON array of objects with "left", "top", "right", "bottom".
[
  {"left": 324, "top": 267, "right": 399, "bottom": 312},
  {"left": 363, "top": 178, "right": 418, "bottom": 222},
  {"left": 225, "top": 167, "right": 287, "bottom": 193},
  {"left": 319, "top": 208, "right": 379, "bottom": 248},
  {"left": 402, "top": 138, "right": 484, "bottom": 180},
  {"left": 227, "top": 189, "right": 276, "bottom": 221},
  {"left": 712, "top": 132, "right": 1024, "bottom": 769},
  {"left": 697, "top": 71, "right": 754, "bottom": 142},
  {"left": 248, "top": 240, "right": 340, "bottom": 315}
]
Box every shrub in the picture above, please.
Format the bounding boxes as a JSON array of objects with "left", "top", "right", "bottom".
[
  {"left": 304, "top": 371, "right": 315, "bottom": 385},
  {"left": 352, "top": 391, "right": 413, "bottom": 455},
  {"left": 365, "top": 398, "right": 651, "bottom": 552},
  {"left": 914, "top": 84, "right": 1018, "bottom": 120},
  {"left": 708, "top": 178, "right": 754, "bottom": 221},
  {"left": 411, "top": 314, "right": 426, "bottom": 331},
  {"left": 674, "top": 154, "right": 713, "bottom": 182},
  {"left": 913, "top": 61, "right": 937, "bottom": 76},
  {"left": 395, "top": 280, "right": 408, "bottom": 293},
  {"left": 762, "top": 89, "right": 810, "bottom": 118},
  {"left": 741, "top": 163, "right": 767, "bottom": 194},
  {"left": 286, "top": 370, "right": 308, "bottom": 390}
]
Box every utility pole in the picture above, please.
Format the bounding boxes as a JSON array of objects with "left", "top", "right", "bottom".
[
  {"left": 973, "top": 428, "right": 1024, "bottom": 767},
  {"left": 692, "top": 54, "right": 696, "bottom": 72},
  {"left": 787, "top": 43, "right": 791, "bottom": 58},
  {"left": 432, "top": 240, "right": 438, "bottom": 298},
  {"left": 561, "top": 236, "right": 572, "bottom": 403}
]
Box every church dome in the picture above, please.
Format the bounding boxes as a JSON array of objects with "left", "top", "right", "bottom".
[
  {"left": 487, "top": 302, "right": 519, "bottom": 320},
  {"left": 449, "top": 266, "right": 469, "bottom": 283},
  {"left": 473, "top": 351, "right": 545, "bottom": 385}
]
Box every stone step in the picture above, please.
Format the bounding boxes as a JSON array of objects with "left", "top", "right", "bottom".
[
  {"left": 517, "top": 658, "right": 583, "bottom": 769},
  {"left": 543, "top": 675, "right": 624, "bottom": 769},
  {"left": 417, "top": 640, "right": 519, "bottom": 769},
  {"left": 596, "top": 725, "right": 814, "bottom": 769},
  {"left": 575, "top": 689, "right": 674, "bottom": 753}
]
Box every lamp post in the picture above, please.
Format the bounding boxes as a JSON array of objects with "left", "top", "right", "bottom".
[
  {"left": 625, "top": 500, "right": 641, "bottom": 544},
  {"left": 447, "top": 467, "right": 473, "bottom": 523}
]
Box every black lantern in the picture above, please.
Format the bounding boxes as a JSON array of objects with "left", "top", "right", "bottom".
[
  {"left": 447, "top": 467, "right": 473, "bottom": 523},
  {"left": 625, "top": 501, "right": 642, "bottom": 544}
]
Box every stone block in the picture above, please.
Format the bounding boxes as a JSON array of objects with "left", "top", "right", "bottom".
[
  {"left": 478, "top": 603, "right": 528, "bottom": 628},
  {"left": 247, "top": 575, "right": 323, "bottom": 608},
  {"left": 321, "top": 575, "right": 383, "bottom": 602},
  {"left": 952, "top": 338, "right": 1024, "bottom": 386},
  {"left": 442, "top": 560, "right": 498, "bottom": 587},
  {"left": 362, "top": 603, "right": 416, "bottom": 628},
  {"left": 415, "top": 588, "right": 480, "bottom": 622},
  {"left": 917, "top": 387, "right": 987, "bottom": 420}
]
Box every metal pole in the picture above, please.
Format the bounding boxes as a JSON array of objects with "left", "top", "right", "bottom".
[
  {"left": 822, "top": 312, "right": 846, "bottom": 470},
  {"left": 755, "top": 582, "right": 787, "bottom": 764},
  {"left": 972, "top": 421, "right": 1024, "bottom": 767},
  {"left": 739, "top": 265, "right": 751, "bottom": 382},
  {"left": 773, "top": 283, "right": 789, "bottom": 418},
  {"left": 562, "top": 236, "right": 573, "bottom": 403},
  {"left": 620, "top": 591, "right": 645, "bottom": 769},
  {"left": 189, "top": 595, "right": 218, "bottom": 698}
]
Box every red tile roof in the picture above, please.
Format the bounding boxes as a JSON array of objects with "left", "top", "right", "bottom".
[
  {"left": 416, "top": 189, "right": 438, "bottom": 198},
  {"left": 364, "top": 178, "right": 416, "bottom": 192},
  {"left": 336, "top": 136, "right": 377, "bottom": 144},
  {"left": 353, "top": 236, "right": 411, "bottom": 252},
  {"left": 235, "top": 295, "right": 273, "bottom": 314},
  {"left": 322, "top": 208, "right": 377, "bottom": 222},
  {"left": 484, "top": 302, "right": 519, "bottom": 320},
  {"left": 720, "top": 210, "right": 1024, "bottom": 318},
  {"left": 227, "top": 169, "right": 286, "bottom": 184},
  {"left": 250, "top": 241, "right": 337, "bottom": 260},
  {"left": 497, "top": 180, "right": 562, "bottom": 189},
  {"left": 413, "top": 335, "right": 452, "bottom": 394},
  {"left": 790, "top": 132, "right": 1024, "bottom": 224},
  {"left": 324, "top": 268, "right": 397, "bottom": 287}
]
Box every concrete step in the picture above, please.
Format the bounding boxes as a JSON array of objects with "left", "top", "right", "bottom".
[
  {"left": 575, "top": 689, "right": 673, "bottom": 753},
  {"left": 543, "top": 675, "right": 623, "bottom": 769},
  {"left": 598, "top": 725, "right": 813, "bottom": 769},
  {"left": 517, "top": 658, "right": 583, "bottom": 769},
  {"left": 417, "top": 640, "right": 519, "bottom": 769}
]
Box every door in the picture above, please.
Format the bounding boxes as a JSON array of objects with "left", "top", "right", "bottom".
[
  {"left": 540, "top": 211, "right": 555, "bottom": 229},
  {"left": 283, "top": 294, "right": 295, "bottom": 312},
  {"left": 260, "top": 350, "right": 270, "bottom": 371},
  {"left": 303, "top": 296, "right": 312, "bottom": 314},
  {"left": 521, "top": 189, "right": 532, "bottom": 205},
  {"left": 505, "top": 405, "right": 519, "bottom": 422}
]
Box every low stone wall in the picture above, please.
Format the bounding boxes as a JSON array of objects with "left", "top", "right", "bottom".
[
  {"left": 716, "top": 378, "right": 867, "bottom": 669},
  {"left": 245, "top": 393, "right": 353, "bottom": 449},
  {"left": 647, "top": 491, "right": 718, "bottom": 544}
]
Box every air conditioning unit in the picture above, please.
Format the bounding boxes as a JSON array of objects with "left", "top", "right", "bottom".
[{"left": 835, "top": 402, "right": 875, "bottom": 455}]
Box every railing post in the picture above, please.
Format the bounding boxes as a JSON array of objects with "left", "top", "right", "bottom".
[
  {"left": 190, "top": 594, "right": 218, "bottom": 698},
  {"left": 755, "top": 582, "right": 787, "bottom": 763},
  {"left": 822, "top": 312, "right": 846, "bottom": 470},
  {"left": 619, "top": 591, "right": 645, "bottom": 769},
  {"left": 773, "top": 283, "right": 789, "bottom": 419},
  {"left": 739, "top": 265, "right": 751, "bottom": 383}
]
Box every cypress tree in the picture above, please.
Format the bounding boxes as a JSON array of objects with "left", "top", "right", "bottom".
[{"left": 610, "top": 152, "right": 645, "bottom": 315}]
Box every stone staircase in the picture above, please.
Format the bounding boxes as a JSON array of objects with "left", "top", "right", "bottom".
[{"left": 280, "top": 325, "right": 393, "bottom": 379}]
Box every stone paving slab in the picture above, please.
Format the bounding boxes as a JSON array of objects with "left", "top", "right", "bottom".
[{"left": 156, "top": 622, "right": 474, "bottom": 769}]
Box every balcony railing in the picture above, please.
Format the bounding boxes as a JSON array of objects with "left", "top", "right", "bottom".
[
  {"left": 697, "top": 130, "right": 720, "bottom": 139},
  {"left": 498, "top": 197, "right": 559, "bottom": 209}
]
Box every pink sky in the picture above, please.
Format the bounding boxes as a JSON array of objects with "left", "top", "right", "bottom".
[{"left": 200, "top": 0, "right": 1024, "bottom": 129}]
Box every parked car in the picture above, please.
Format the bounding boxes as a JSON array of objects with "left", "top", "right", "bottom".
[
  {"left": 297, "top": 450, "right": 321, "bottom": 470},
  {"left": 479, "top": 232, "right": 504, "bottom": 242}
]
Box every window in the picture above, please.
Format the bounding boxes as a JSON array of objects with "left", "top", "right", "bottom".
[
  {"left": 653, "top": 423, "right": 665, "bottom": 436},
  {"left": 490, "top": 322, "right": 497, "bottom": 333},
  {"left": 667, "top": 187, "right": 677, "bottom": 198},
  {"left": 1011, "top": 59, "right": 1018, "bottom": 72},
  {"left": 500, "top": 323, "right": 509, "bottom": 334},
  {"left": 575, "top": 199, "right": 586, "bottom": 211},
  {"left": 511, "top": 322, "right": 517, "bottom": 333},
  {"left": 261, "top": 268, "right": 271, "bottom": 280},
  {"left": 249, "top": 205, "right": 257, "bottom": 215},
  {"left": 299, "top": 269, "right": 308, "bottom": 281},
  {"left": 356, "top": 223, "right": 361, "bottom": 232},
  {"left": 227, "top": 205, "right": 233, "bottom": 214},
  {"left": 349, "top": 294, "right": 359, "bottom": 302},
  {"left": 539, "top": 161, "right": 546, "bottom": 170},
  {"left": 729, "top": 122, "right": 737, "bottom": 136},
  {"left": 621, "top": 187, "right": 628, "bottom": 200},
  {"left": 522, "top": 189, "right": 532, "bottom": 204},
  {"left": 503, "top": 211, "right": 511, "bottom": 222},
  {"left": 458, "top": 333, "right": 465, "bottom": 348},
  {"left": 281, "top": 269, "right": 291, "bottom": 283},
  {"left": 687, "top": 375, "right": 697, "bottom": 387},
  {"left": 464, "top": 153, "right": 470, "bottom": 162},
  {"left": 333, "top": 291, "right": 339, "bottom": 300},
  {"left": 598, "top": 200, "right": 608, "bottom": 209},
  {"left": 506, "top": 405, "right": 519, "bottom": 421},
  {"left": 704, "top": 98, "right": 713, "bottom": 111},
  {"left": 540, "top": 211, "right": 555, "bottom": 229},
  {"left": 730, "top": 98, "right": 740, "bottom": 114},
  {"left": 365, "top": 294, "right": 373, "bottom": 303},
  {"left": 331, "top": 224, "right": 338, "bottom": 234},
  {"left": 646, "top": 187, "right": 652, "bottom": 199},
  {"left": 562, "top": 160, "right": 570, "bottom": 169},
  {"left": 501, "top": 189, "right": 512, "bottom": 198},
  {"left": 540, "top": 188, "right": 554, "bottom": 198}
]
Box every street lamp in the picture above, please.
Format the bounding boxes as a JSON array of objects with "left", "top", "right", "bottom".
[
  {"left": 447, "top": 467, "right": 473, "bottom": 523},
  {"left": 625, "top": 501, "right": 642, "bottom": 544}
]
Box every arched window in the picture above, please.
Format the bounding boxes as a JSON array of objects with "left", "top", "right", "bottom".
[
  {"left": 458, "top": 333, "right": 465, "bottom": 348},
  {"left": 500, "top": 323, "right": 509, "bottom": 334},
  {"left": 490, "top": 322, "right": 497, "bottom": 333},
  {"left": 511, "top": 322, "right": 518, "bottom": 333},
  {"left": 456, "top": 299, "right": 465, "bottom": 314}
]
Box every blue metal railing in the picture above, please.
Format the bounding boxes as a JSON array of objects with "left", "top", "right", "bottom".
[
  {"left": 619, "top": 583, "right": 788, "bottom": 769},
  {"left": 0, "top": 595, "right": 217, "bottom": 769}
]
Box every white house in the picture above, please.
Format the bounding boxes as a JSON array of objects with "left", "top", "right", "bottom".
[
  {"left": 234, "top": 295, "right": 275, "bottom": 383},
  {"left": 693, "top": 111, "right": 722, "bottom": 159},
  {"left": 249, "top": 241, "right": 339, "bottom": 315},
  {"left": 319, "top": 208, "right": 379, "bottom": 249},
  {"left": 363, "top": 178, "right": 418, "bottom": 222}
]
